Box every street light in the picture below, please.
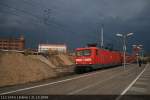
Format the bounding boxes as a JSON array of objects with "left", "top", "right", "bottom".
[
  {"left": 127, "top": 32, "right": 134, "bottom": 36},
  {"left": 116, "top": 33, "right": 123, "bottom": 37},
  {"left": 116, "top": 33, "right": 134, "bottom": 70}
]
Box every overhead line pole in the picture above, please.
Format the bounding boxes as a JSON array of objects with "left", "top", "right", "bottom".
[
  {"left": 123, "top": 34, "right": 126, "bottom": 70},
  {"left": 101, "top": 24, "right": 104, "bottom": 48}
]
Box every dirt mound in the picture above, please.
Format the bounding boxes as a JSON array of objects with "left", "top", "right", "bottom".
[
  {"left": 0, "top": 52, "right": 57, "bottom": 87},
  {"left": 58, "top": 54, "right": 74, "bottom": 66},
  {"left": 0, "top": 51, "right": 75, "bottom": 87},
  {"left": 29, "top": 55, "right": 56, "bottom": 68},
  {"left": 48, "top": 54, "right": 74, "bottom": 67},
  {"left": 47, "top": 54, "right": 75, "bottom": 75}
]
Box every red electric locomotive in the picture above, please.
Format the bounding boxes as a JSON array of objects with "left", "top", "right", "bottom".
[{"left": 75, "top": 47, "right": 123, "bottom": 73}]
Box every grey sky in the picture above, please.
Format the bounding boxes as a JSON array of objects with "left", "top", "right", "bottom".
[{"left": 0, "top": 0, "right": 149, "bottom": 53}]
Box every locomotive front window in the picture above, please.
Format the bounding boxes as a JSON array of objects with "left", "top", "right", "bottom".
[
  {"left": 84, "top": 50, "right": 91, "bottom": 56},
  {"left": 76, "top": 51, "right": 83, "bottom": 56},
  {"left": 76, "top": 49, "right": 91, "bottom": 56}
]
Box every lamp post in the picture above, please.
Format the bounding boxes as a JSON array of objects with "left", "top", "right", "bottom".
[{"left": 116, "top": 33, "right": 134, "bottom": 70}]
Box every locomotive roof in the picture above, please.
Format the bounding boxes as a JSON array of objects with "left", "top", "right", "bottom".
[
  {"left": 76, "top": 47, "right": 98, "bottom": 50},
  {"left": 76, "top": 47, "right": 122, "bottom": 52}
]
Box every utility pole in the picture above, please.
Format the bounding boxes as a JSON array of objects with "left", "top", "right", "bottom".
[
  {"left": 101, "top": 24, "right": 104, "bottom": 48},
  {"left": 123, "top": 34, "right": 126, "bottom": 70}
]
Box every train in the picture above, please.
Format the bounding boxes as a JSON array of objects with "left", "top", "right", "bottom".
[{"left": 74, "top": 46, "right": 136, "bottom": 73}]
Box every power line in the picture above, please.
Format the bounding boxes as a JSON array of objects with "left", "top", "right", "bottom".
[
  {"left": 21, "top": 0, "right": 46, "bottom": 8},
  {"left": 0, "top": 5, "right": 76, "bottom": 35},
  {"left": 0, "top": 3, "right": 57, "bottom": 29},
  {"left": 0, "top": 3, "right": 42, "bottom": 20},
  {"left": 0, "top": 1, "right": 56, "bottom": 26},
  {"left": 0, "top": 1, "right": 79, "bottom": 35}
]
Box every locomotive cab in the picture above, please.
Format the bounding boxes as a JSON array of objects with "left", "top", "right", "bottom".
[
  {"left": 75, "top": 47, "right": 98, "bottom": 73},
  {"left": 75, "top": 47, "right": 98, "bottom": 65}
]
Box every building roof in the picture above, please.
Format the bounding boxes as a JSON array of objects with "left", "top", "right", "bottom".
[
  {"left": 39, "top": 43, "right": 66, "bottom": 47},
  {"left": 0, "top": 36, "right": 24, "bottom": 41}
]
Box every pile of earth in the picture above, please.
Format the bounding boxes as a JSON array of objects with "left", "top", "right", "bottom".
[{"left": 0, "top": 51, "right": 74, "bottom": 87}]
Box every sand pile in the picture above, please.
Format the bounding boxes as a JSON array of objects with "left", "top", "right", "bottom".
[
  {"left": 57, "top": 54, "right": 74, "bottom": 66},
  {"left": 0, "top": 52, "right": 75, "bottom": 87},
  {"left": 48, "top": 54, "right": 74, "bottom": 67},
  {"left": 0, "top": 52, "right": 57, "bottom": 87},
  {"left": 47, "top": 54, "right": 75, "bottom": 74},
  {"left": 29, "top": 55, "right": 56, "bottom": 68}
]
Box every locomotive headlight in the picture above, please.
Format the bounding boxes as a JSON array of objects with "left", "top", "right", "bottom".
[
  {"left": 84, "top": 58, "right": 92, "bottom": 61},
  {"left": 76, "top": 59, "right": 82, "bottom": 61}
]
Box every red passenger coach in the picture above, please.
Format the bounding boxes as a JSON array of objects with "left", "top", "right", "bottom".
[{"left": 75, "top": 47, "right": 122, "bottom": 73}]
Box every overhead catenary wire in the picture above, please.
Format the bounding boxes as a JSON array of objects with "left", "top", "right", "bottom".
[
  {"left": 0, "top": 3, "right": 42, "bottom": 21},
  {"left": 0, "top": 2, "right": 77, "bottom": 34}
]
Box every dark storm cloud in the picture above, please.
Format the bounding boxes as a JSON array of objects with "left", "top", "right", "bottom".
[{"left": 0, "top": 0, "right": 150, "bottom": 52}]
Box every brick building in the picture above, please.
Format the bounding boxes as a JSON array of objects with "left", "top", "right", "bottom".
[{"left": 0, "top": 35, "right": 25, "bottom": 50}]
